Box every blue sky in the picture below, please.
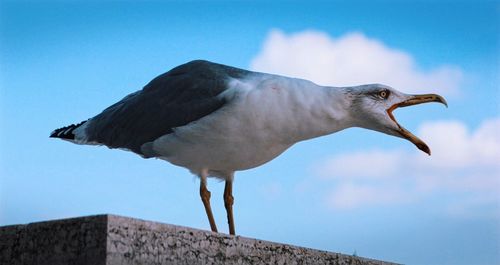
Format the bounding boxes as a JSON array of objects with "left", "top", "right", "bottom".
[{"left": 1, "top": 1, "right": 498, "bottom": 265}]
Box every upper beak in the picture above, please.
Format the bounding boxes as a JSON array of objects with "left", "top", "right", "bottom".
[{"left": 386, "top": 94, "right": 448, "bottom": 155}]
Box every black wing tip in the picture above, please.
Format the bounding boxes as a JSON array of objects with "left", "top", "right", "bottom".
[
  {"left": 50, "top": 127, "right": 74, "bottom": 139},
  {"left": 50, "top": 120, "right": 87, "bottom": 140}
]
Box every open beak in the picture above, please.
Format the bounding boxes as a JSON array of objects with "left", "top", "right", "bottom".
[{"left": 386, "top": 94, "right": 448, "bottom": 155}]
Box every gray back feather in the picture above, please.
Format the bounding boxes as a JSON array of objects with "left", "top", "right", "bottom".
[{"left": 85, "top": 60, "right": 248, "bottom": 156}]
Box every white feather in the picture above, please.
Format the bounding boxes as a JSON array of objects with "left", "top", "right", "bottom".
[{"left": 148, "top": 74, "right": 353, "bottom": 179}]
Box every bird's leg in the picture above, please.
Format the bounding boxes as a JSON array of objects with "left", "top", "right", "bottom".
[
  {"left": 224, "top": 179, "right": 235, "bottom": 235},
  {"left": 200, "top": 173, "right": 218, "bottom": 233}
]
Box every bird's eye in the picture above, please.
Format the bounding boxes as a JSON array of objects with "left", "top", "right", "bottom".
[{"left": 379, "top": 90, "right": 389, "bottom": 99}]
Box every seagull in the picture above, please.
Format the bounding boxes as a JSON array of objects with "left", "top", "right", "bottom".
[{"left": 50, "top": 60, "right": 447, "bottom": 235}]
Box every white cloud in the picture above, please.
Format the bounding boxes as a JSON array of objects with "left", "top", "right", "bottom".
[
  {"left": 317, "top": 149, "right": 404, "bottom": 180},
  {"left": 317, "top": 118, "right": 500, "bottom": 215},
  {"left": 418, "top": 119, "right": 500, "bottom": 168},
  {"left": 251, "top": 29, "right": 463, "bottom": 96},
  {"left": 328, "top": 183, "right": 414, "bottom": 209}
]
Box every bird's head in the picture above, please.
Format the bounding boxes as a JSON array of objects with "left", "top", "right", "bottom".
[{"left": 346, "top": 84, "right": 447, "bottom": 155}]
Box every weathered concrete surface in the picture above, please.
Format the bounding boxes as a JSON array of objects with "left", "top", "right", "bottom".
[
  {"left": 0, "top": 215, "right": 107, "bottom": 265},
  {"left": 1, "top": 215, "right": 399, "bottom": 265}
]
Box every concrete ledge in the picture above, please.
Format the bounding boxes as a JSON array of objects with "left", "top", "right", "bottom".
[{"left": 1, "top": 215, "right": 398, "bottom": 265}]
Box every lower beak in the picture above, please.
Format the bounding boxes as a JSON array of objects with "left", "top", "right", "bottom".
[{"left": 386, "top": 94, "right": 447, "bottom": 155}]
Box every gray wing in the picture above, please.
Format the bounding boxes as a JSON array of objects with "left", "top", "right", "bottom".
[{"left": 85, "top": 60, "right": 248, "bottom": 156}]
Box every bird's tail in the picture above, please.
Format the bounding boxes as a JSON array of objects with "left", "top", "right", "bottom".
[{"left": 50, "top": 120, "right": 87, "bottom": 141}]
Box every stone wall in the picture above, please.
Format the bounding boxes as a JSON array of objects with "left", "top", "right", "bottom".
[
  {"left": 1, "top": 215, "right": 107, "bottom": 265},
  {"left": 0, "top": 215, "right": 399, "bottom": 265}
]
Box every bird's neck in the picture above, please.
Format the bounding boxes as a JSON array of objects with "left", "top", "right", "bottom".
[
  {"left": 253, "top": 76, "right": 354, "bottom": 144},
  {"left": 287, "top": 83, "right": 353, "bottom": 143}
]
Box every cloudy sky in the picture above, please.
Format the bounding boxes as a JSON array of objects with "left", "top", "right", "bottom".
[{"left": 1, "top": 1, "right": 498, "bottom": 265}]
